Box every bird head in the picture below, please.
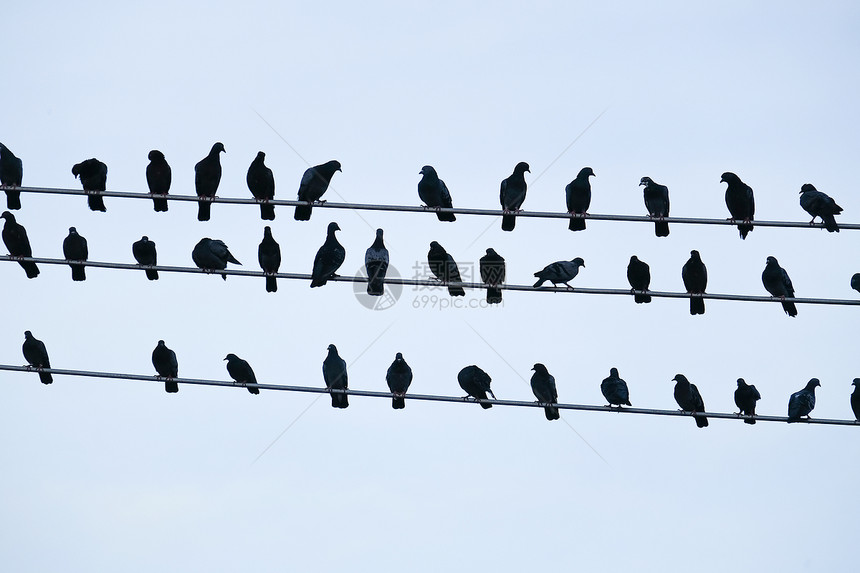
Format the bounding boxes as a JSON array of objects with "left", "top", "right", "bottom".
[
  {"left": 737, "top": 378, "right": 746, "bottom": 387},
  {"left": 610, "top": 367, "right": 619, "bottom": 376},
  {"left": 395, "top": 352, "right": 404, "bottom": 360},
  {"left": 808, "top": 378, "right": 821, "bottom": 389},
  {"left": 69, "top": 227, "right": 77, "bottom": 234},
  {"left": 853, "top": 378, "right": 859, "bottom": 387},
  {"left": 419, "top": 165, "right": 436, "bottom": 177},
  {"left": 639, "top": 176, "right": 652, "bottom": 187},
  {"left": 572, "top": 257, "right": 585, "bottom": 267},
  {"left": 141, "top": 235, "right": 149, "bottom": 241},
  {"left": 672, "top": 374, "right": 688, "bottom": 383},
  {"left": 799, "top": 183, "right": 816, "bottom": 194},
  {"left": 720, "top": 172, "right": 739, "bottom": 184},
  {"left": 148, "top": 150, "right": 165, "bottom": 161},
  {"left": 515, "top": 161, "right": 530, "bottom": 174},
  {"left": 0, "top": 211, "right": 14, "bottom": 222},
  {"left": 158, "top": 340, "right": 165, "bottom": 346},
  {"left": 24, "top": 330, "right": 32, "bottom": 339},
  {"left": 224, "top": 354, "right": 237, "bottom": 361},
  {"left": 579, "top": 167, "right": 595, "bottom": 178},
  {"left": 531, "top": 363, "right": 547, "bottom": 374},
  {"left": 376, "top": 228, "right": 384, "bottom": 238},
  {"left": 765, "top": 256, "right": 778, "bottom": 265},
  {"left": 257, "top": 151, "right": 266, "bottom": 160},
  {"left": 212, "top": 142, "right": 226, "bottom": 154},
  {"left": 690, "top": 250, "right": 701, "bottom": 260},
  {"left": 327, "top": 222, "right": 341, "bottom": 233},
  {"left": 327, "top": 344, "right": 338, "bottom": 353}
]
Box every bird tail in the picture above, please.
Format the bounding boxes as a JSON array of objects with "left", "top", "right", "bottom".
[
  {"left": 38, "top": 371, "right": 52, "bottom": 385},
  {"left": 744, "top": 415, "right": 756, "bottom": 425},
  {"left": 392, "top": 396, "right": 405, "bottom": 409},
  {"left": 655, "top": 221, "right": 670, "bottom": 237},
  {"left": 533, "top": 276, "right": 546, "bottom": 288},
  {"left": 165, "top": 380, "right": 179, "bottom": 393},
  {"left": 695, "top": 413, "right": 709, "bottom": 428},
  {"left": 782, "top": 301, "right": 797, "bottom": 317},
  {"left": 145, "top": 268, "right": 159, "bottom": 280},
  {"left": 310, "top": 276, "right": 327, "bottom": 288},
  {"left": 197, "top": 200, "right": 211, "bottom": 221},
  {"left": 367, "top": 278, "right": 384, "bottom": 296},
  {"left": 19, "top": 261, "right": 39, "bottom": 279},
  {"left": 823, "top": 214, "right": 839, "bottom": 232},
  {"left": 501, "top": 214, "right": 516, "bottom": 231},
  {"left": 690, "top": 297, "right": 705, "bottom": 315},
  {"left": 152, "top": 197, "right": 169, "bottom": 212},
  {"left": 260, "top": 203, "right": 275, "bottom": 220},
  {"left": 738, "top": 223, "right": 753, "bottom": 239},
  {"left": 568, "top": 217, "right": 586, "bottom": 231},
  {"left": 449, "top": 285, "right": 466, "bottom": 297},
  {"left": 634, "top": 292, "right": 651, "bottom": 304},
  {"left": 266, "top": 275, "right": 277, "bottom": 293},
  {"left": 331, "top": 392, "right": 349, "bottom": 409},
  {"left": 5, "top": 191, "right": 21, "bottom": 210},
  {"left": 294, "top": 204, "right": 313, "bottom": 221},
  {"left": 480, "top": 400, "right": 492, "bottom": 409},
  {"left": 544, "top": 406, "right": 560, "bottom": 421},
  {"left": 247, "top": 386, "right": 260, "bottom": 395},
  {"left": 88, "top": 194, "right": 106, "bottom": 212},
  {"left": 486, "top": 286, "right": 502, "bottom": 304},
  {"left": 436, "top": 211, "right": 456, "bottom": 222},
  {"left": 71, "top": 264, "right": 86, "bottom": 281}
]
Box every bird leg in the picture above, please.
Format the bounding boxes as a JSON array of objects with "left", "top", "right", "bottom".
[{"left": 314, "top": 199, "right": 327, "bottom": 205}]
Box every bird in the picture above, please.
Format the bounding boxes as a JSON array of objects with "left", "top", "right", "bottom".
[
  {"left": 62, "top": 227, "right": 88, "bottom": 281},
  {"left": 22, "top": 331, "right": 52, "bottom": 385},
  {"left": 418, "top": 165, "right": 456, "bottom": 222},
  {"left": 427, "top": 241, "right": 465, "bottom": 296},
  {"left": 627, "top": 255, "right": 651, "bottom": 303},
  {"left": 734, "top": 378, "right": 761, "bottom": 425},
  {"left": 294, "top": 160, "right": 341, "bottom": 221},
  {"left": 530, "top": 363, "right": 559, "bottom": 421},
  {"left": 787, "top": 378, "right": 820, "bottom": 422},
  {"left": 533, "top": 257, "right": 585, "bottom": 288},
  {"left": 762, "top": 256, "right": 797, "bottom": 317},
  {"left": 146, "top": 150, "right": 171, "bottom": 212},
  {"left": 799, "top": 183, "right": 841, "bottom": 232},
  {"left": 601, "top": 368, "right": 631, "bottom": 407},
  {"left": 132, "top": 236, "right": 158, "bottom": 280},
  {"left": 479, "top": 248, "right": 505, "bottom": 304},
  {"left": 566, "top": 167, "right": 595, "bottom": 231},
  {"left": 192, "top": 238, "right": 241, "bottom": 280},
  {"left": 499, "top": 161, "right": 530, "bottom": 231},
  {"left": 681, "top": 250, "right": 707, "bottom": 315},
  {"left": 311, "top": 222, "right": 346, "bottom": 287},
  {"left": 364, "top": 228, "right": 389, "bottom": 296},
  {"left": 721, "top": 172, "right": 754, "bottom": 239},
  {"left": 852, "top": 273, "right": 860, "bottom": 295},
  {"left": 194, "top": 142, "right": 225, "bottom": 221},
  {"left": 71, "top": 158, "right": 107, "bottom": 212},
  {"left": 0, "top": 142, "right": 23, "bottom": 210},
  {"left": 322, "top": 344, "right": 349, "bottom": 409},
  {"left": 247, "top": 151, "right": 276, "bottom": 220},
  {"left": 386, "top": 352, "right": 413, "bottom": 409},
  {"left": 458, "top": 365, "right": 495, "bottom": 409},
  {"left": 224, "top": 353, "right": 260, "bottom": 395},
  {"left": 672, "top": 374, "right": 708, "bottom": 428},
  {"left": 152, "top": 340, "right": 179, "bottom": 393},
  {"left": 1, "top": 211, "right": 39, "bottom": 278},
  {"left": 639, "top": 176, "right": 670, "bottom": 236},
  {"left": 851, "top": 379, "right": 860, "bottom": 422},
  {"left": 258, "top": 226, "right": 281, "bottom": 293}
]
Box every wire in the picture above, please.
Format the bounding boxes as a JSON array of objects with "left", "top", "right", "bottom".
[
  {"left": 2, "top": 255, "right": 859, "bottom": 308},
  {"left": 9, "top": 185, "right": 860, "bottom": 231},
  {"left": 2, "top": 364, "right": 856, "bottom": 426}
]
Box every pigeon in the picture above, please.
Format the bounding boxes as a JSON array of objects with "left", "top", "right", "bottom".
[
  {"left": 672, "top": 374, "right": 708, "bottom": 428},
  {"left": 533, "top": 257, "right": 585, "bottom": 288},
  {"left": 851, "top": 379, "right": 860, "bottom": 422},
  {"left": 566, "top": 167, "right": 595, "bottom": 231},
  {"left": 458, "top": 365, "right": 496, "bottom": 409},
  {"left": 194, "top": 142, "right": 225, "bottom": 221},
  {"left": 224, "top": 353, "right": 260, "bottom": 395},
  {"left": 799, "top": 183, "right": 841, "bottom": 232},
  {"left": 62, "top": 227, "right": 88, "bottom": 281},
  {"left": 257, "top": 226, "right": 281, "bottom": 293},
  {"left": 310, "top": 222, "right": 346, "bottom": 287},
  {"left": 762, "top": 256, "right": 797, "bottom": 317},
  {"left": 247, "top": 151, "right": 276, "bottom": 220},
  {"left": 681, "top": 250, "right": 707, "bottom": 315},
  {"left": 787, "top": 378, "right": 820, "bottom": 422},
  {"left": 192, "top": 238, "right": 241, "bottom": 280},
  {"left": 152, "top": 340, "right": 179, "bottom": 393},
  {"left": 295, "top": 160, "right": 341, "bottom": 221},
  {"left": 71, "top": 158, "right": 107, "bottom": 212},
  {"left": 427, "top": 241, "right": 465, "bottom": 296},
  {"left": 721, "top": 172, "right": 754, "bottom": 239},
  {"left": 479, "top": 248, "right": 505, "bottom": 304},
  {"left": 530, "top": 363, "right": 559, "bottom": 421},
  {"left": 146, "top": 150, "right": 171, "bottom": 212},
  {"left": 499, "top": 161, "right": 530, "bottom": 231},
  {"left": 627, "top": 255, "right": 651, "bottom": 303},
  {"left": 639, "top": 176, "right": 670, "bottom": 237},
  {"left": 132, "top": 236, "right": 158, "bottom": 280},
  {"left": 1, "top": 211, "right": 39, "bottom": 278},
  {"left": 601, "top": 368, "right": 631, "bottom": 407},
  {"left": 22, "top": 331, "right": 52, "bottom": 385},
  {"left": 0, "top": 142, "right": 23, "bottom": 209},
  {"left": 364, "top": 228, "right": 389, "bottom": 296},
  {"left": 418, "top": 165, "right": 456, "bottom": 222},
  {"left": 386, "top": 352, "right": 413, "bottom": 409},
  {"left": 734, "top": 378, "right": 761, "bottom": 424},
  {"left": 852, "top": 273, "right": 860, "bottom": 295},
  {"left": 322, "top": 344, "right": 349, "bottom": 409}
]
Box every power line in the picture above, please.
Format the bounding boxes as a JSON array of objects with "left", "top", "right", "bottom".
[
  {"left": 2, "top": 364, "right": 856, "bottom": 426},
  {"left": 2, "top": 255, "right": 859, "bottom": 308},
  {"left": 9, "top": 185, "right": 859, "bottom": 231}
]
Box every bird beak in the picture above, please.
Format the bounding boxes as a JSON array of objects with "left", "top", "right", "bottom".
[
  {"left": 638, "top": 181, "right": 645, "bottom": 186},
  {"left": 719, "top": 177, "right": 725, "bottom": 183}
]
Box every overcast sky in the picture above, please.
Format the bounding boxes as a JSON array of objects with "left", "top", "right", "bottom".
[{"left": 2, "top": 1, "right": 858, "bottom": 571}]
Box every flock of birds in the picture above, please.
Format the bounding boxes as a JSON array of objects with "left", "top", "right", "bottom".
[
  {"left": 1, "top": 142, "right": 857, "bottom": 310},
  {"left": 16, "top": 330, "right": 860, "bottom": 423}
]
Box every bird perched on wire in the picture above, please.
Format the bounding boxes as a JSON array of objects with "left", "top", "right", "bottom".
[
  {"left": 681, "top": 250, "right": 707, "bottom": 315},
  {"left": 1, "top": 211, "right": 39, "bottom": 278},
  {"left": 152, "top": 340, "right": 179, "bottom": 393},
  {"left": 0, "top": 142, "right": 23, "bottom": 210},
  {"left": 721, "top": 171, "right": 754, "bottom": 239},
  {"left": 762, "top": 256, "right": 797, "bottom": 317},
  {"left": 852, "top": 273, "right": 860, "bottom": 295},
  {"left": 72, "top": 158, "right": 107, "bottom": 212},
  {"left": 364, "top": 228, "right": 389, "bottom": 296},
  {"left": 639, "top": 176, "right": 670, "bottom": 237},
  {"left": 787, "top": 378, "right": 820, "bottom": 422},
  {"left": 295, "top": 160, "right": 341, "bottom": 221},
  {"left": 62, "top": 227, "right": 88, "bottom": 281},
  {"left": 323, "top": 344, "right": 349, "bottom": 409},
  {"left": 799, "top": 183, "right": 841, "bottom": 232},
  {"left": 672, "top": 374, "right": 708, "bottom": 428},
  {"left": 22, "top": 331, "right": 52, "bottom": 385},
  {"left": 566, "top": 167, "right": 595, "bottom": 231},
  {"left": 311, "top": 222, "right": 346, "bottom": 287},
  {"left": 601, "top": 368, "right": 631, "bottom": 407},
  {"left": 192, "top": 238, "right": 241, "bottom": 280},
  {"left": 627, "top": 255, "right": 651, "bottom": 304},
  {"left": 427, "top": 241, "right": 465, "bottom": 296},
  {"left": 533, "top": 258, "right": 585, "bottom": 289},
  {"left": 386, "top": 352, "right": 413, "bottom": 409},
  {"left": 530, "top": 363, "right": 559, "bottom": 421},
  {"left": 247, "top": 151, "right": 276, "bottom": 220},
  {"left": 224, "top": 353, "right": 260, "bottom": 395},
  {"left": 258, "top": 226, "right": 281, "bottom": 293},
  {"left": 194, "top": 142, "right": 225, "bottom": 221},
  {"left": 418, "top": 165, "right": 456, "bottom": 222},
  {"left": 479, "top": 248, "right": 505, "bottom": 304},
  {"left": 734, "top": 378, "right": 761, "bottom": 424},
  {"left": 458, "top": 365, "right": 495, "bottom": 409},
  {"left": 851, "top": 379, "right": 860, "bottom": 422},
  {"left": 132, "top": 236, "right": 158, "bottom": 280},
  {"left": 499, "top": 161, "right": 530, "bottom": 231},
  {"left": 146, "top": 150, "right": 171, "bottom": 212}
]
